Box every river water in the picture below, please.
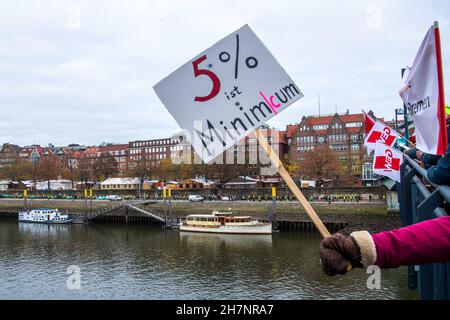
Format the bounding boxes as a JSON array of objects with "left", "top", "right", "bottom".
[{"left": 0, "top": 220, "right": 418, "bottom": 300}]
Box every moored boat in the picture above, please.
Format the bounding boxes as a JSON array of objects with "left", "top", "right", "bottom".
[
  {"left": 180, "top": 210, "right": 272, "bottom": 234},
  {"left": 18, "top": 208, "right": 72, "bottom": 224}
]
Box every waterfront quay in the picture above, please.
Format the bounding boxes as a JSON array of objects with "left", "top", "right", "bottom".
[{"left": 0, "top": 197, "right": 399, "bottom": 234}]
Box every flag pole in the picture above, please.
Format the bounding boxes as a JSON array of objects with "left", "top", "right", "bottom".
[
  {"left": 434, "top": 21, "right": 448, "bottom": 154},
  {"left": 254, "top": 129, "right": 331, "bottom": 238}
]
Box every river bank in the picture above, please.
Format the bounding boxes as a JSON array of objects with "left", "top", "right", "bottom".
[
  {"left": 141, "top": 200, "right": 400, "bottom": 234},
  {"left": 0, "top": 198, "right": 400, "bottom": 234},
  {"left": 0, "top": 198, "right": 111, "bottom": 212}
]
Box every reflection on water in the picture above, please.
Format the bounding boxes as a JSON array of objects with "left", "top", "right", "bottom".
[
  {"left": 0, "top": 220, "right": 418, "bottom": 300},
  {"left": 180, "top": 232, "right": 273, "bottom": 249},
  {"left": 18, "top": 222, "right": 72, "bottom": 237}
]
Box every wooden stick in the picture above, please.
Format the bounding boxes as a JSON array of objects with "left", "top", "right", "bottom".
[{"left": 254, "top": 129, "right": 331, "bottom": 238}]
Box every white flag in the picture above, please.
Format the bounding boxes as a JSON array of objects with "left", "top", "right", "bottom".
[
  {"left": 399, "top": 23, "right": 447, "bottom": 155},
  {"left": 364, "top": 121, "right": 400, "bottom": 155},
  {"left": 373, "top": 142, "right": 404, "bottom": 183}
]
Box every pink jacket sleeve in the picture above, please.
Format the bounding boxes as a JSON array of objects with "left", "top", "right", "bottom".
[{"left": 372, "top": 216, "right": 450, "bottom": 268}]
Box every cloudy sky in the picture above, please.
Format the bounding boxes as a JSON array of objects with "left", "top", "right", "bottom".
[{"left": 0, "top": 0, "right": 449, "bottom": 147}]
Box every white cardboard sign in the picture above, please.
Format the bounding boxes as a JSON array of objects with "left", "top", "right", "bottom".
[{"left": 154, "top": 25, "right": 303, "bottom": 163}]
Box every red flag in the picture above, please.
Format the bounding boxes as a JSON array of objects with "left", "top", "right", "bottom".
[
  {"left": 373, "top": 142, "right": 403, "bottom": 182},
  {"left": 364, "top": 121, "right": 400, "bottom": 154},
  {"left": 363, "top": 111, "right": 376, "bottom": 135},
  {"left": 374, "top": 153, "right": 401, "bottom": 171}
]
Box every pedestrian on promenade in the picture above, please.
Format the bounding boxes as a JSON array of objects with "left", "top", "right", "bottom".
[{"left": 319, "top": 215, "right": 450, "bottom": 275}]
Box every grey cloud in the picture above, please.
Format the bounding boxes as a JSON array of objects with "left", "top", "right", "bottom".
[{"left": 0, "top": 0, "right": 449, "bottom": 146}]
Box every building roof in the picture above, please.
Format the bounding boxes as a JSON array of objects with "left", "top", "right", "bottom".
[
  {"left": 305, "top": 115, "right": 334, "bottom": 126},
  {"left": 286, "top": 124, "right": 299, "bottom": 138},
  {"left": 65, "top": 149, "right": 82, "bottom": 159},
  {"left": 1, "top": 143, "right": 21, "bottom": 153},
  {"left": 83, "top": 147, "right": 99, "bottom": 157},
  {"left": 302, "top": 113, "right": 365, "bottom": 126},
  {"left": 99, "top": 144, "right": 128, "bottom": 153},
  {"left": 286, "top": 112, "right": 386, "bottom": 137},
  {"left": 191, "top": 178, "right": 216, "bottom": 185},
  {"left": 100, "top": 177, "right": 140, "bottom": 185}
]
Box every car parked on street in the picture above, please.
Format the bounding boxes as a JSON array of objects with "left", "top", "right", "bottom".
[
  {"left": 188, "top": 195, "right": 204, "bottom": 202},
  {"left": 107, "top": 195, "right": 122, "bottom": 201}
]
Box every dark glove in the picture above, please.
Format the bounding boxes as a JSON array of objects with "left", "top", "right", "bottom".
[
  {"left": 319, "top": 233, "right": 363, "bottom": 276},
  {"left": 404, "top": 147, "right": 418, "bottom": 159}
]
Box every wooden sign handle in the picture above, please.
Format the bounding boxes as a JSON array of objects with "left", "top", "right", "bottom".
[
  {"left": 254, "top": 129, "right": 331, "bottom": 238},
  {"left": 255, "top": 130, "right": 353, "bottom": 272}
]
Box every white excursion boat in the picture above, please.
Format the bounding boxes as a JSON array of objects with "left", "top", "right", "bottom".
[
  {"left": 18, "top": 208, "right": 72, "bottom": 224},
  {"left": 180, "top": 210, "right": 272, "bottom": 234}
]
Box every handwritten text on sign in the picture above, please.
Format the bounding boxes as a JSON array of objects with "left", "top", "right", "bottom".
[{"left": 154, "top": 25, "right": 303, "bottom": 163}]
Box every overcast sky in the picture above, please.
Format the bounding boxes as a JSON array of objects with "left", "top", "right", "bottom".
[{"left": 0, "top": 0, "right": 449, "bottom": 147}]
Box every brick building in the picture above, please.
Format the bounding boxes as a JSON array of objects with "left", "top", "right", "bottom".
[
  {"left": 0, "top": 143, "right": 21, "bottom": 168},
  {"left": 244, "top": 128, "right": 288, "bottom": 176},
  {"left": 19, "top": 145, "right": 44, "bottom": 164},
  {"left": 97, "top": 144, "right": 129, "bottom": 175},
  {"left": 128, "top": 137, "right": 181, "bottom": 168},
  {"left": 287, "top": 111, "right": 381, "bottom": 179}
]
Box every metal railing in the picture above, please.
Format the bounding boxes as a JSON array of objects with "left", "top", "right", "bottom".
[{"left": 398, "top": 155, "right": 450, "bottom": 300}]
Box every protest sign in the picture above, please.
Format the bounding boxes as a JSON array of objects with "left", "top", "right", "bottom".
[{"left": 154, "top": 24, "right": 303, "bottom": 163}]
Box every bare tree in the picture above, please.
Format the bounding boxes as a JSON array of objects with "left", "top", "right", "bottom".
[
  {"left": 37, "top": 156, "right": 60, "bottom": 190},
  {"left": 0, "top": 161, "right": 33, "bottom": 181},
  {"left": 128, "top": 155, "right": 154, "bottom": 190},
  {"left": 93, "top": 153, "right": 118, "bottom": 181},
  {"left": 300, "top": 144, "right": 343, "bottom": 182},
  {"left": 75, "top": 156, "right": 94, "bottom": 189}
]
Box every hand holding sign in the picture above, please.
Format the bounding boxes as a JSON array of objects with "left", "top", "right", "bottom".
[{"left": 154, "top": 24, "right": 333, "bottom": 240}]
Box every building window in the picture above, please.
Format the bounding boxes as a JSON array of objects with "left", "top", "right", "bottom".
[
  {"left": 333, "top": 123, "right": 342, "bottom": 129},
  {"left": 362, "top": 162, "right": 377, "bottom": 180},
  {"left": 313, "top": 124, "right": 328, "bottom": 130},
  {"left": 345, "top": 122, "right": 363, "bottom": 128}
]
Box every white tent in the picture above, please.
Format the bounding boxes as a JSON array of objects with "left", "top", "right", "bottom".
[
  {"left": 100, "top": 177, "right": 140, "bottom": 190},
  {"left": 35, "top": 179, "right": 74, "bottom": 191}
]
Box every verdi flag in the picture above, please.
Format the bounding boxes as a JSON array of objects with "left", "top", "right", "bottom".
[
  {"left": 373, "top": 142, "right": 404, "bottom": 183},
  {"left": 362, "top": 110, "right": 376, "bottom": 135},
  {"left": 364, "top": 121, "right": 400, "bottom": 154},
  {"left": 399, "top": 22, "right": 447, "bottom": 155}
]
